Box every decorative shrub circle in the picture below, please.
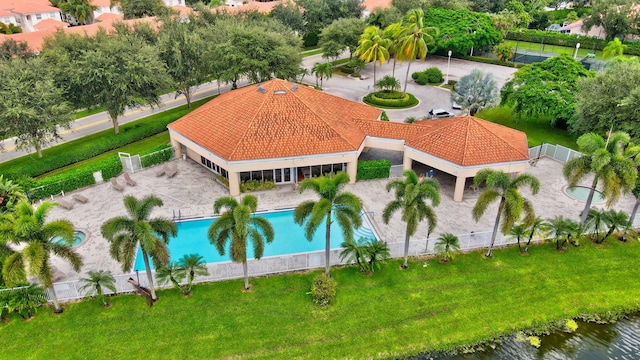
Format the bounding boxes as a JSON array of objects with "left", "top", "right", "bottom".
[{"left": 363, "top": 90, "right": 419, "bottom": 109}]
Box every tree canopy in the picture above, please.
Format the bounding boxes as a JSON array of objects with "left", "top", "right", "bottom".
[
  {"left": 319, "top": 18, "right": 366, "bottom": 59},
  {"left": 500, "top": 55, "right": 594, "bottom": 126},
  {"left": 582, "top": 0, "right": 639, "bottom": 40},
  {"left": 111, "top": 0, "right": 171, "bottom": 19},
  {"left": 424, "top": 8, "right": 502, "bottom": 55},
  {"left": 451, "top": 69, "right": 499, "bottom": 116}
]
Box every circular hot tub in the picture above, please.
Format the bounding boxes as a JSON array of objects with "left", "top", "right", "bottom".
[
  {"left": 564, "top": 186, "right": 605, "bottom": 203},
  {"left": 51, "top": 230, "right": 87, "bottom": 247}
]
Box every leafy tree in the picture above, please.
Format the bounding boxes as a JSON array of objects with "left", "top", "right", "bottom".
[
  {"left": 366, "top": 8, "right": 403, "bottom": 29},
  {"left": 451, "top": 69, "right": 499, "bottom": 116},
  {"left": 509, "top": 224, "right": 527, "bottom": 253},
  {"left": 297, "top": 0, "right": 363, "bottom": 35},
  {"left": 58, "top": 0, "right": 97, "bottom": 25},
  {"left": 1, "top": 202, "right": 83, "bottom": 313},
  {"left": 79, "top": 270, "right": 117, "bottom": 307},
  {"left": 544, "top": 215, "right": 579, "bottom": 250},
  {"left": 0, "top": 175, "right": 28, "bottom": 214},
  {"left": 312, "top": 62, "right": 333, "bottom": 89},
  {"left": 434, "top": 233, "right": 460, "bottom": 262},
  {"left": 469, "top": 0, "right": 507, "bottom": 13},
  {"left": 375, "top": 75, "right": 400, "bottom": 92},
  {"left": 177, "top": 254, "right": 208, "bottom": 294},
  {"left": 157, "top": 19, "right": 213, "bottom": 108},
  {"left": 383, "top": 169, "right": 440, "bottom": 268},
  {"left": 0, "top": 39, "right": 32, "bottom": 60},
  {"left": 319, "top": 18, "right": 366, "bottom": 60},
  {"left": 565, "top": 11, "right": 579, "bottom": 24},
  {"left": 563, "top": 131, "right": 639, "bottom": 225},
  {"left": 72, "top": 32, "right": 170, "bottom": 134},
  {"left": 101, "top": 195, "right": 177, "bottom": 301},
  {"left": 493, "top": 42, "right": 514, "bottom": 63},
  {"left": 602, "top": 38, "right": 627, "bottom": 59},
  {"left": 500, "top": 55, "right": 593, "bottom": 126},
  {"left": 391, "top": 0, "right": 422, "bottom": 15},
  {"left": 0, "top": 22, "right": 22, "bottom": 34},
  {"left": 472, "top": 169, "right": 540, "bottom": 258},
  {"left": 208, "top": 195, "right": 274, "bottom": 290},
  {"left": 111, "top": 0, "right": 171, "bottom": 19},
  {"left": 503, "top": 0, "right": 532, "bottom": 28},
  {"left": 156, "top": 262, "right": 186, "bottom": 294},
  {"left": 3, "top": 283, "right": 47, "bottom": 319},
  {"left": 582, "top": 0, "right": 638, "bottom": 40},
  {"left": 396, "top": 9, "right": 438, "bottom": 94},
  {"left": 0, "top": 57, "right": 73, "bottom": 157},
  {"left": 347, "top": 57, "right": 366, "bottom": 76},
  {"left": 294, "top": 172, "right": 362, "bottom": 277},
  {"left": 356, "top": 26, "right": 390, "bottom": 86},
  {"left": 528, "top": 10, "right": 550, "bottom": 30},
  {"left": 271, "top": 1, "right": 305, "bottom": 34},
  {"left": 424, "top": 8, "right": 501, "bottom": 56},
  {"left": 571, "top": 60, "right": 640, "bottom": 139}
]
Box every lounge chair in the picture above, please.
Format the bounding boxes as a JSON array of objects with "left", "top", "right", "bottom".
[
  {"left": 57, "top": 199, "right": 74, "bottom": 210},
  {"left": 72, "top": 194, "right": 89, "bottom": 203},
  {"left": 156, "top": 163, "right": 168, "bottom": 177},
  {"left": 167, "top": 163, "right": 178, "bottom": 178},
  {"left": 124, "top": 173, "right": 137, "bottom": 186},
  {"left": 111, "top": 178, "right": 124, "bottom": 192}
]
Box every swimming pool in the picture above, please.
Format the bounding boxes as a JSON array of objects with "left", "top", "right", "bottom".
[
  {"left": 51, "top": 231, "right": 86, "bottom": 247},
  {"left": 564, "top": 186, "right": 605, "bottom": 203},
  {"left": 133, "top": 209, "right": 378, "bottom": 271}
]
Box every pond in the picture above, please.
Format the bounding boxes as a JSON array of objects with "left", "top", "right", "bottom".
[{"left": 426, "top": 313, "right": 640, "bottom": 359}]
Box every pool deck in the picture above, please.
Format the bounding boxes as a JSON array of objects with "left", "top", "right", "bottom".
[{"left": 45, "top": 157, "right": 639, "bottom": 282}]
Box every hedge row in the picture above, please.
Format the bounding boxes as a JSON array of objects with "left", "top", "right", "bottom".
[
  {"left": 412, "top": 67, "right": 443, "bottom": 85},
  {"left": 505, "top": 29, "right": 640, "bottom": 56},
  {"left": 140, "top": 145, "right": 174, "bottom": 168},
  {"left": 465, "top": 55, "right": 521, "bottom": 68},
  {"left": 356, "top": 159, "right": 392, "bottom": 180},
  {"left": 363, "top": 91, "right": 419, "bottom": 108}
]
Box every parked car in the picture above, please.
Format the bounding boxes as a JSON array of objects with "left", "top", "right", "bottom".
[
  {"left": 429, "top": 109, "right": 454, "bottom": 119},
  {"left": 452, "top": 101, "right": 462, "bottom": 110}
]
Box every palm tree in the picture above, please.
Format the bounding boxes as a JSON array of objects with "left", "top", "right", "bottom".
[
  {"left": 383, "top": 169, "right": 440, "bottom": 268},
  {"left": 294, "top": 172, "right": 362, "bottom": 277},
  {"left": 382, "top": 22, "right": 403, "bottom": 78},
  {"left": 602, "top": 209, "right": 629, "bottom": 241},
  {"left": 340, "top": 237, "right": 369, "bottom": 272},
  {"left": 563, "top": 131, "right": 639, "bottom": 225},
  {"left": 524, "top": 216, "right": 545, "bottom": 253},
  {"left": 355, "top": 25, "right": 390, "bottom": 86},
  {"left": 585, "top": 208, "right": 608, "bottom": 242},
  {"left": 177, "top": 254, "right": 209, "bottom": 294},
  {"left": 509, "top": 224, "right": 528, "bottom": 253},
  {"left": 79, "top": 270, "right": 117, "bottom": 307},
  {"left": 4, "top": 283, "right": 47, "bottom": 319},
  {"left": 544, "top": 216, "right": 579, "bottom": 250},
  {"left": 629, "top": 182, "right": 640, "bottom": 228},
  {"left": 101, "top": 195, "right": 177, "bottom": 301},
  {"left": 208, "top": 195, "right": 274, "bottom": 290},
  {"left": 375, "top": 75, "right": 401, "bottom": 92},
  {"left": 472, "top": 169, "right": 540, "bottom": 258},
  {"left": 0, "top": 201, "right": 83, "bottom": 313},
  {"left": 311, "top": 62, "right": 333, "bottom": 90},
  {"left": 0, "top": 175, "right": 28, "bottom": 213},
  {"left": 434, "top": 233, "right": 460, "bottom": 262},
  {"left": 58, "top": 0, "right": 97, "bottom": 25},
  {"left": 365, "top": 239, "right": 390, "bottom": 272},
  {"left": 155, "top": 262, "right": 186, "bottom": 294},
  {"left": 395, "top": 9, "right": 438, "bottom": 94},
  {"left": 602, "top": 38, "right": 627, "bottom": 59}
]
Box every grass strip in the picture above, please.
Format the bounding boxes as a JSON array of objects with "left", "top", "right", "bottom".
[
  {"left": 504, "top": 40, "right": 604, "bottom": 59},
  {"left": 1, "top": 239, "right": 639, "bottom": 359}
]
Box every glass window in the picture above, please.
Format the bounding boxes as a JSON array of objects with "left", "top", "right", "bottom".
[
  {"left": 263, "top": 169, "right": 274, "bottom": 181},
  {"left": 251, "top": 170, "right": 262, "bottom": 181},
  {"left": 240, "top": 172, "right": 250, "bottom": 182},
  {"left": 206, "top": 159, "right": 211, "bottom": 169},
  {"left": 284, "top": 168, "right": 291, "bottom": 182},
  {"left": 201, "top": 156, "right": 206, "bottom": 165},
  {"left": 311, "top": 165, "right": 321, "bottom": 178},
  {"left": 333, "top": 163, "right": 344, "bottom": 172},
  {"left": 36, "top": 13, "right": 42, "bottom": 20},
  {"left": 275, "top": 169, "right": 282, "bottom": 183},
  {"left": 50, "top": 12, "right": 56, "bottom": 18},
  {"left": 221, "top": 169, "right": 228, "bottom": 178}
]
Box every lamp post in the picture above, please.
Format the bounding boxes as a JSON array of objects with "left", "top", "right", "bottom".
[
  {"left": 574, "top": 42, "right": 580, "bottom": 59},
  {"left": 446, "top": 50, "right": 452, "bottom": 84},
  {"left": 470, "top": 31, "right": 476, "bottom": 57}
]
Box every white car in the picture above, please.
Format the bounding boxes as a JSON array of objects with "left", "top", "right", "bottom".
[
  {"left": 452, "top": 101, "right": 462, "bottom": 110},
  {"left": 429, "top": 109, "right": 454, "bottom": 119}
]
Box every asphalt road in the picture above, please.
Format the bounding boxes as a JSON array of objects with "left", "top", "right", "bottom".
[{"left": 0, "top": 54, "right": 516, "bottom": 164}]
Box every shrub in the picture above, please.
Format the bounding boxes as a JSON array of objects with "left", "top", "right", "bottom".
[
  {"left": 466, "top": 55, "right": 517, "bottom": 67},
  {"left": 404, "top": 117, "right": 416, "bottom": 124},
  {"left": 423, "top": 67, "right": 443, "bottom": 84},
  {"left": 337, "top": 64, "right": 354, "bottom": 74},
  {"left": 415, "top": 73, "right": 429, "bottom": 85},
  {"left": 356, "top": 159, "right": 391, "bottom": 180},
  {"left": 216, "top": 175, "right": 229, "bottom": 187},
  {"left": 303, "top": 32, "right": 319, "bottom": 47},
  {"left": 380, "top": 111, "right": 389, "bottom": 121},
  {"left": 363, "top": 91, "right": 419, "bottom": 108},
  {"left": 140, "top": 145, "right": 174, "bottom": 168},
  {"left": 411, "top": 71, "right": 421, "bottom": 80},
  {"left": 309, "top": 273, "right": 337, "bottom": 307},
  {"left": 239, "top": 179, "right": 275, "bottom": 192}
]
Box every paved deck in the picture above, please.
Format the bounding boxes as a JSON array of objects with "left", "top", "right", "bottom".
[{"left": 45, "top": 157, "right": 638, "bottom": 281}]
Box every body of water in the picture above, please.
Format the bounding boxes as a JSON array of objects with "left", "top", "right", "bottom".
[{"left": 133, "top": 209, "right": 377, "bottom": 271}]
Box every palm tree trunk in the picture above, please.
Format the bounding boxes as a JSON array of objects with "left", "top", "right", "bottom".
[
  {"left": 630, "top": 198, "right": 639, "bottom": 227},
  {"left": 525, "top": 230, "right": 534, "bottom": 252},
  {"left": 372, "top": 61, "right": 377, "bottom": 87},
  {"left": 392, "top": 57, "right": 397, "bottom": 78},
  {"left": 402, "top": 60, "right": 412, "bottom": 95},
  {"left": 142, "top": 252, "right": 158, "bottom": 300},
  {"left": 49, "top": 286, "right": 63, "bottom": 313},
  {"left": 402, "top": 224, "right": 410, "bottom": 268},
  {"left": 580, "top": 178, "right": 599, "bottom": 225},
  {"left": 487, "top": 199, "right": 505, "bottom": 257},
  {"left": 517, "top": 236, "right": 522, "bottom": 253},
  {"left": 325, "top": 214, "right": 332, "bottom": 277},
  {"left": 36, "top": 143, "right": 43, "bottom": 158},
  {"left": 243, "top": 261, "right": 249, "bottom": 290}
]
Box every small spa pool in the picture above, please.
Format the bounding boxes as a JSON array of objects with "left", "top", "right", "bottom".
[
  {"left": 564, "top": 186, "right": 605, "bottom": 203},
  {"left": 51, "top": 230, "right": 86, "bottom": 247}
]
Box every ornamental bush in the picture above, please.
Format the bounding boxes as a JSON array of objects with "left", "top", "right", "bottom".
[
  {"left": 363, "top": 91, "right": 419, "bottom": 108},
  {"left": 356, "top": 159, "right": 391, "bottom": 180},
  {"left": 309, "top": 273, "right": 337, "bottom": 307},
  {"left": 140, "top": 145, "right": 174, "bottom": 168},
  {"left": 423, "top": 67, "right": 443, "bottom": 83}
]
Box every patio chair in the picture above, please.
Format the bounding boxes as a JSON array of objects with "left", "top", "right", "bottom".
[
  {"left": 167, "top": 163, "right": 178, "bottom": 178},
  {"left": 72, "top": 194, "right": 89, "bottom": 203},
  {"left": 156, "top": 163, "right": 168, "bottom": 177},
  {"left": 111, "top": 178, "right": 124, "bottom": 192},
  {"left": 57, "top": 199, "right": 74, "bottom": 210},
  {"left": 124, "top": 173, "right": 137, "bottom": 186}
]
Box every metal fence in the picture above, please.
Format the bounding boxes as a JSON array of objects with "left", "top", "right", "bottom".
[{"left": 528, "top": 143, "right": 583, "bottom": 163}]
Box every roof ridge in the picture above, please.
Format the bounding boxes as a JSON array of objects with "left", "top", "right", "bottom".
[
  {"left": 470, "top": 117, "right": 529, "bottom": 159},
  {"left": 228, "top": 83, "right": 272, "bottom": 160}
]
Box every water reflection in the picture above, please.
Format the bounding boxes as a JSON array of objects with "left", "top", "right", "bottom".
[{"left": 426, "top": 313, "right": 640, "bottom": 360}]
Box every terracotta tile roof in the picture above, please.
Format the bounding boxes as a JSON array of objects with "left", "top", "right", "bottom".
[
  {"left": 362, "top": 0, "right": 392, "bottom": 12},
  {"left": 3, "top": 0, "right": 58, "bottom": 14},
  {"left": 169, "top": 79, "right": 380, "bottom": 161},
  {"left": 171, "top": 5, "right": 192, "bottom": 17},
  {"left": 34, "top": 18, "right": 68, "bottom": 31},
  {"left": 213, "top": 0, "right": 283, "bottom": 14},
  {"left": 94, "top": 12, "right": 123, "bottom": 22},
  {"left": 90, "top": 0, "right": 112, "bottom": 6}
]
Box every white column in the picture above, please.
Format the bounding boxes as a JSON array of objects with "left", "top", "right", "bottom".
[
  {"left": 454, "top": 176, "right": 466, "bottom": 202},
  {"left": 170, "top": 137, "right": 182, "bottom": 158},
  {"left": 228, "top": 171, "right": 240, "bottom": 196},
  {"left": 403, "top": 154, "right": 413, "bottom": 171},
  {"left": 346, "top": 160, "right": 357, "bottom": 184}
]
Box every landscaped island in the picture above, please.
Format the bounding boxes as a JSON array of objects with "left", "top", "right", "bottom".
[{"left": 2, "top": 239, "right": 639, "bottom": 359}]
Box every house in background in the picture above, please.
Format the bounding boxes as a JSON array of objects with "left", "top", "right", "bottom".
[
  {"left": 558, "top": 19, "right": 605, "bottom": 39},
  {"left": 0, "top": 0, "right": 63, "bottom": 33},
  {"left": 168, "top": 79, "right": 530, "bottom": 202}
]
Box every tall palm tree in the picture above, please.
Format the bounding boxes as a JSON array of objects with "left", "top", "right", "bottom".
[
  {"left": 0, "top": 201, "right": 83, "bottom": 313},
  {"left": 208, "top": 195, "right": 274, "bottom": 290},
  {"left": 395, "top": 9, "right": 438, "bottom": 94},
  {"left": 177, "top": 253, "right": 209, "bottom": 294},
  {"left": 628, "top": 181, "right": 640, "bottom": 228},
  {"left": 383, "top": 169, "right": 440, "bottom": 268},
  {"left": 382, "top": 22, "right": 403, "bottom": 78},
  {"left": 524, "top": 216, "right": 545, "bottom": 253},
  {"left": 434, "top": 233, "right": 460, "bottom": 262},
  {"left": 472, "top": 169, "right": 540, "bottom": 258},
  {"left": 101, "top": 195, "right": 177, "bottom": 301},
  {"left": 79, "top": 270, "right": 117, "bottom": 307},
  {"left": 563, "top": 131, "right": 639, "bottom": 225},
  {"left": 294, "top": 172, "right": 362, "bottom": 277},
  {"left": 0, "top": 175, "right": 28, "bottom": 214},
  {"left": 311, "top": 62, "right": 333, "bottom": 89},
  {"left": 58, "top": 0, "right": 97, "bottom": 25},
  {"left": 355, "top": 25, "right": 390, "bottom": 86}
]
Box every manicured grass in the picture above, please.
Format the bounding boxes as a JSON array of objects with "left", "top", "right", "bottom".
[
  {"left": 74, "top": 107, "right": 105, "bottom": 119},
  {"left": 2, "top": 240, "right": 639, "bottom": 359},
  {"left": 505, "top": 40, "right": 604, "bottom": 59},
  {"left": 477, "top": 106, "right": 578, "bottom": 149},
  {"left": 302, "top": 48, "right": 323, "bottom": 57}
]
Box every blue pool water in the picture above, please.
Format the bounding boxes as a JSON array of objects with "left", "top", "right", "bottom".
[
  {"left": 51, "top": 231, "right": 86, "bottom": 247},
  {"left": 133, "top": 210, "right": 377, "bottom": 271}
]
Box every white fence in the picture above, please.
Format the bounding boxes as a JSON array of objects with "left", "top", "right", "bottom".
[{"left": 528, "top": 143, "right": 582, "bottom": 163}]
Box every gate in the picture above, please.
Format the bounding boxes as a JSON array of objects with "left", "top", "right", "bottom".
[{"left": 118, "top": 152, "right": 142, "bottom": 173}]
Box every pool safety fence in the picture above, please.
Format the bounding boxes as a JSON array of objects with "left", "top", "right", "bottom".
[{"left": 528, "top": 143, "right": 582, "bottom": 164}]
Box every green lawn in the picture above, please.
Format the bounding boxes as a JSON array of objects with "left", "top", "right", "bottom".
[
  {"left": 2, "top": 240, "right": 639, "bottom": 359},
  {"left": 505, "top": 40, "right": 604, "bottom": 59}
]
